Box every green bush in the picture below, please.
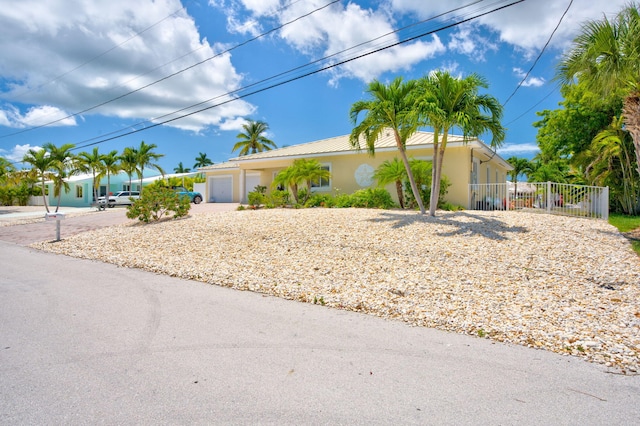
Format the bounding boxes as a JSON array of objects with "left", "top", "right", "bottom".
[
  {"left": 267, "top": 189, "right": 289, "bottom": 208},
  {"left": 126, "top": 185, "right": 191, "bottom": 223},
  {"left": 304, "top": 193, "right": 334, "bottom": 208},
  {"left": 347, "top": 188, "right": 396, "bottom": 209}
]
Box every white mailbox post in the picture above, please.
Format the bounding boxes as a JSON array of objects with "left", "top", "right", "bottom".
[{"left": 45, "top": 212, "right": 66, "bottom": 241}]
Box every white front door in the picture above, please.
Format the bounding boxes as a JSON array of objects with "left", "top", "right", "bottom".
[{"left": 244, "top": 173, "right": 261, "bottom": 202}]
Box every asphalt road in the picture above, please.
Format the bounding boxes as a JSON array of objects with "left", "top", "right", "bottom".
[{"left": 1, "top": 237, "right": 639, "bottom": 424}]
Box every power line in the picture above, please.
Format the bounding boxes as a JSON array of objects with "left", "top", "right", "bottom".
[
  {"left": 0, "top": 0, "right": 339, "bottom": 139},
  {"left": 70, "top": 0, "right": 525, "bottom": 151},
  {"left": 502, "top": 0, "right": 573, "bottom": 106}
]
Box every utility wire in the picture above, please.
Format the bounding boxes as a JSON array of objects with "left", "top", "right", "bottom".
[
  {"left": 71, "top": 0, "right": 525, "bottom": 151},
  {"left": 0, "top": 0, "right": 339, "bottom": 139},
  {"left": 502, "top": 0, "right": 573, "bottom": 106}
]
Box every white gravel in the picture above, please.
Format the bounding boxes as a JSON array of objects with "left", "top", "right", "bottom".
[{"left": 30, "top": 208, "right": 640, "bottom": 373}]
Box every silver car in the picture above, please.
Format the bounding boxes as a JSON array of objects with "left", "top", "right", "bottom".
[{"left": 97, "top": 191, "right": 140, "bottom": 208}]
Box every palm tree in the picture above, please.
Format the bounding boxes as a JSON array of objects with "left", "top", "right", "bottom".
[
  {"left": 350, "top": 77, "right": 425, "bottom": 214},
  {"left": 232, "top": 120, "right": 277, "bottom": 156},
  {"left": 43, "top": 142, "right": 76, "bottom": 212},
  {"left": 193, "top": 152, "right": 213, "bottom": 169},
  {"left": 557, "top": 3, "right": 640, "bottom": 175},
  {"left": 77, "top": 147, "right": 103, "bottom": 203},
  {"left": 291, "top": 158, "right": 331, "bottom": 203},
  {"left": 0, "top": 157, "right": 15, "bottom": 183},
  {"left": 506, "top": 156, "right": 533, "bottom": 197},
  {"left": 416, "top": 71, "right": 504, "bottom": 216},
  {"left": 120, "top": 147, "right": 139, "bottom": 192},
  {"left": 273, "top": 165, "right": 301, "bottom": 203},
  {"left": 174, "top": 162, "right": 191, "bottom": 173},
  {"left": 22, "top": 148, "right": 53, "bottom": 212},
  {"left": 373, "top": 158, "right": 407, "bottom": 209},
  {"left": 98, "top": 150, "right": 121, "bottom": 204},
  {"left": 134, "top": 141, "right": 165, "bottom": 193},
  {"left": 580, "top": 116, "right": 640, "bottom": 214}
]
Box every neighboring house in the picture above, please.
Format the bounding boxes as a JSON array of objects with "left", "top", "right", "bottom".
[
  {"left": 198, "top": 131, "right": 513, "bottom": 208},
  {"left": 40, "top": 172, "right": 197, "bottom": 208}
]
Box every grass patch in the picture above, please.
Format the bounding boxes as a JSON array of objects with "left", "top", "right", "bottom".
[
  {"left": 609, "top": 213, "right": 640, "bottom": 256},
  {"left": 609, "top": 213, "right": 640, "bottom": 233}
]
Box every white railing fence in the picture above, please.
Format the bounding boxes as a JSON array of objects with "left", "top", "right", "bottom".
[{"left": 469, "top": 182, "right": 609, "bottom": 220}]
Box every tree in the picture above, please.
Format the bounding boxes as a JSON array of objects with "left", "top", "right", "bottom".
[
  {"left": 557, "top": 3, "right": 640, "bottom": 175},
  {"left": 77, "top": 147, "right": 103, "bottom": 203},
  {"left": 99, "top": 150, "right": 121, "bottom": 204},
  {"left": 232, "top": 120, "right": 277, "bottom": 156},
  {"left": 0, "top": 157, "right": 15, "bottom": 183},
  {"left": 373, "top": 158, "right": 407, "bottom": 209},
  {"left": 350, "top": 77, "right": 426, "bottom": 214},
  {"left": 43, "top": 143, "right": 77, "bottom": 212},
  {"left": 416, "top": 71, "right": 504, "bottom": 216},
  {"left": 193, "top": 152, "right": 213, "bottom": 169},
  {"left": 272, "top": 166, "right": 300, "bottom": 203},
  {"left": 506, "top": 156, "right": 533, "bottom": 197},
  {"left": 134, "top": 141, "right": 165, "bottom": 193},
  {"left": 578, "top": 116, "right": 640, "bottom": 214},
  {"left": 22, "top": 148, "right": 52, "bottom": 212},
  {"left": 293, "top": 158, "right": 331, "bottom": 204},
  {"left": 173, "top": 162, "right": 191, "bottom": 173},
  {"left": 120, "top": 147, "right": 139, "bottom": 193}
]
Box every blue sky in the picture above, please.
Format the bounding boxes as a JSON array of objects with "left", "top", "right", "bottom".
[{"left": 0, "top": 0, "right": 631, "bottom": 172}]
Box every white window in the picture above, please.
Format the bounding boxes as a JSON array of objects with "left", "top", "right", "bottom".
[
  {"left": 311, "top": 164, "right": 331, "bottom": 191},
  {"left": 75, "top": 185, "right": 83, "bottom": 199},
  {"left": 471, "top": 160, "right": 479, "bottom": 185}
]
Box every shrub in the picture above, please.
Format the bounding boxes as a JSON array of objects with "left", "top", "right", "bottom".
[
  {"left": 348, "top": 188, "right": 396, "bottom": 209},
  {"left": 304, "top": 193, "right": 334, "bottom": 208},
  {"left": 267, "top": 189, "right": 289, "bottom": 207},
  {"left": 126, "top": 185, "right": 191, "bottom": 223}
]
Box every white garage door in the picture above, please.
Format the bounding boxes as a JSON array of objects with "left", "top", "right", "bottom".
[{"left": 209, "top": 176, "right": 233, "bottom": 203}]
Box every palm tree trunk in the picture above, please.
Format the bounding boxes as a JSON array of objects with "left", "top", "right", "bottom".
[
  {"left": 623, "top": 93, "right": 640, "bottom": 176},
  {"left": 41, "top": 176, "right": 49, "bottom": 213},
  {"left": 430, "top": 147, "right": 446, "bottom": 216},
  {"left": 395, "top": 180, "right": 405, "bottom": 209},
  {"left": 394, "top": 131, "right": 425, "bottom": 214},
  {"left": 429, "top": 133, "right": 441, "bottom": 216}
]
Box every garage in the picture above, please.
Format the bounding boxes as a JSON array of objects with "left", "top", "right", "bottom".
[{"left": 209, "top": 175, "right": 233, "bottom": 202}]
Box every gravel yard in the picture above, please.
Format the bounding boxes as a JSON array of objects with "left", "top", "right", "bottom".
[{"left": 31, "top": 208, "right": 640, "bottom": 373}]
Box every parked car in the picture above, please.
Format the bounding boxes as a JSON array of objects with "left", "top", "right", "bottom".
[
  {"left": 97, "top": 191, "right": 140, "bottom": 208},
  {"left": 172, "top": 186, "right": 203, "bottom": 204}
]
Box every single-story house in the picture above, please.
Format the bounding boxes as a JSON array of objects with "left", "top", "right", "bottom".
[
  {"left": 36, "top": 172, "right": 198, "bottom": 208},
  {"left": 198, "top": 131, "right": 513, "bottom": 209}
]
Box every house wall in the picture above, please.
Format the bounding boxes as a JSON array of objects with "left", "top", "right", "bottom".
[{"left": 204, "top": 145, "right": 511, "bottom": 208}]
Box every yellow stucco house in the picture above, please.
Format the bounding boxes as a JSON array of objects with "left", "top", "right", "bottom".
[{"left": 198, "top": 130, "right": 513, "bottom": 208}]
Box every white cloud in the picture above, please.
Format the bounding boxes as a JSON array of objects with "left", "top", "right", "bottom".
[
  {"left": 0, "top": 0, "right": 255, "bottom": 133},
  {"left": 512, "top": 68, "right": 546, "bottom": 88},
  {"left": 497, "top": 143, "right": 540, "bottom": 156},
  {"left": 447, "top": 24, "right": 497, "bottom": 61},
  {"left": 0, "top": 144, "right": 42, "bottom": 163},
  {"left": 215, "top": 0, "right": 447, "bottom": 84},
  {"left": 0, "top": 105, "right": 76, "bottom": 128},
  {"left": 388, "top": 0, "right": 630, "bottom": 54}
]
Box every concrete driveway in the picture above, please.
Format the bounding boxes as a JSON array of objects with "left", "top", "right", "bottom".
[{"left": 1, "top": 236, "right": 639, "bottom": 424}]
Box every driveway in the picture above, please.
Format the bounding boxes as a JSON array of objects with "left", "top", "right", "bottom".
[{"left": 0, "top": 203, "right": 238, "bottom": 245}]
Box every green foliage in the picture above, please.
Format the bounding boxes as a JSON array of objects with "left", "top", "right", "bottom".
[
  {"left": 126, "top": 185, "right": 190, "bottom": 223},
  {"left": 267, "top": 189, "right": 289, "bottom": 208},
  {"left": 232, "top": 120, "right": 277, "bottom": 156},
  {"left": 440, "top": 202, "right": 464, "bottom": 211},
  {"left": 346, "top": 188, "right": 396, "bottom": 209},
  {"left": 247, "top": 185, "right": 267, "bottom": 208},
  {"left": 304, "top": 193, "right": 334, "bottom": 208}
]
